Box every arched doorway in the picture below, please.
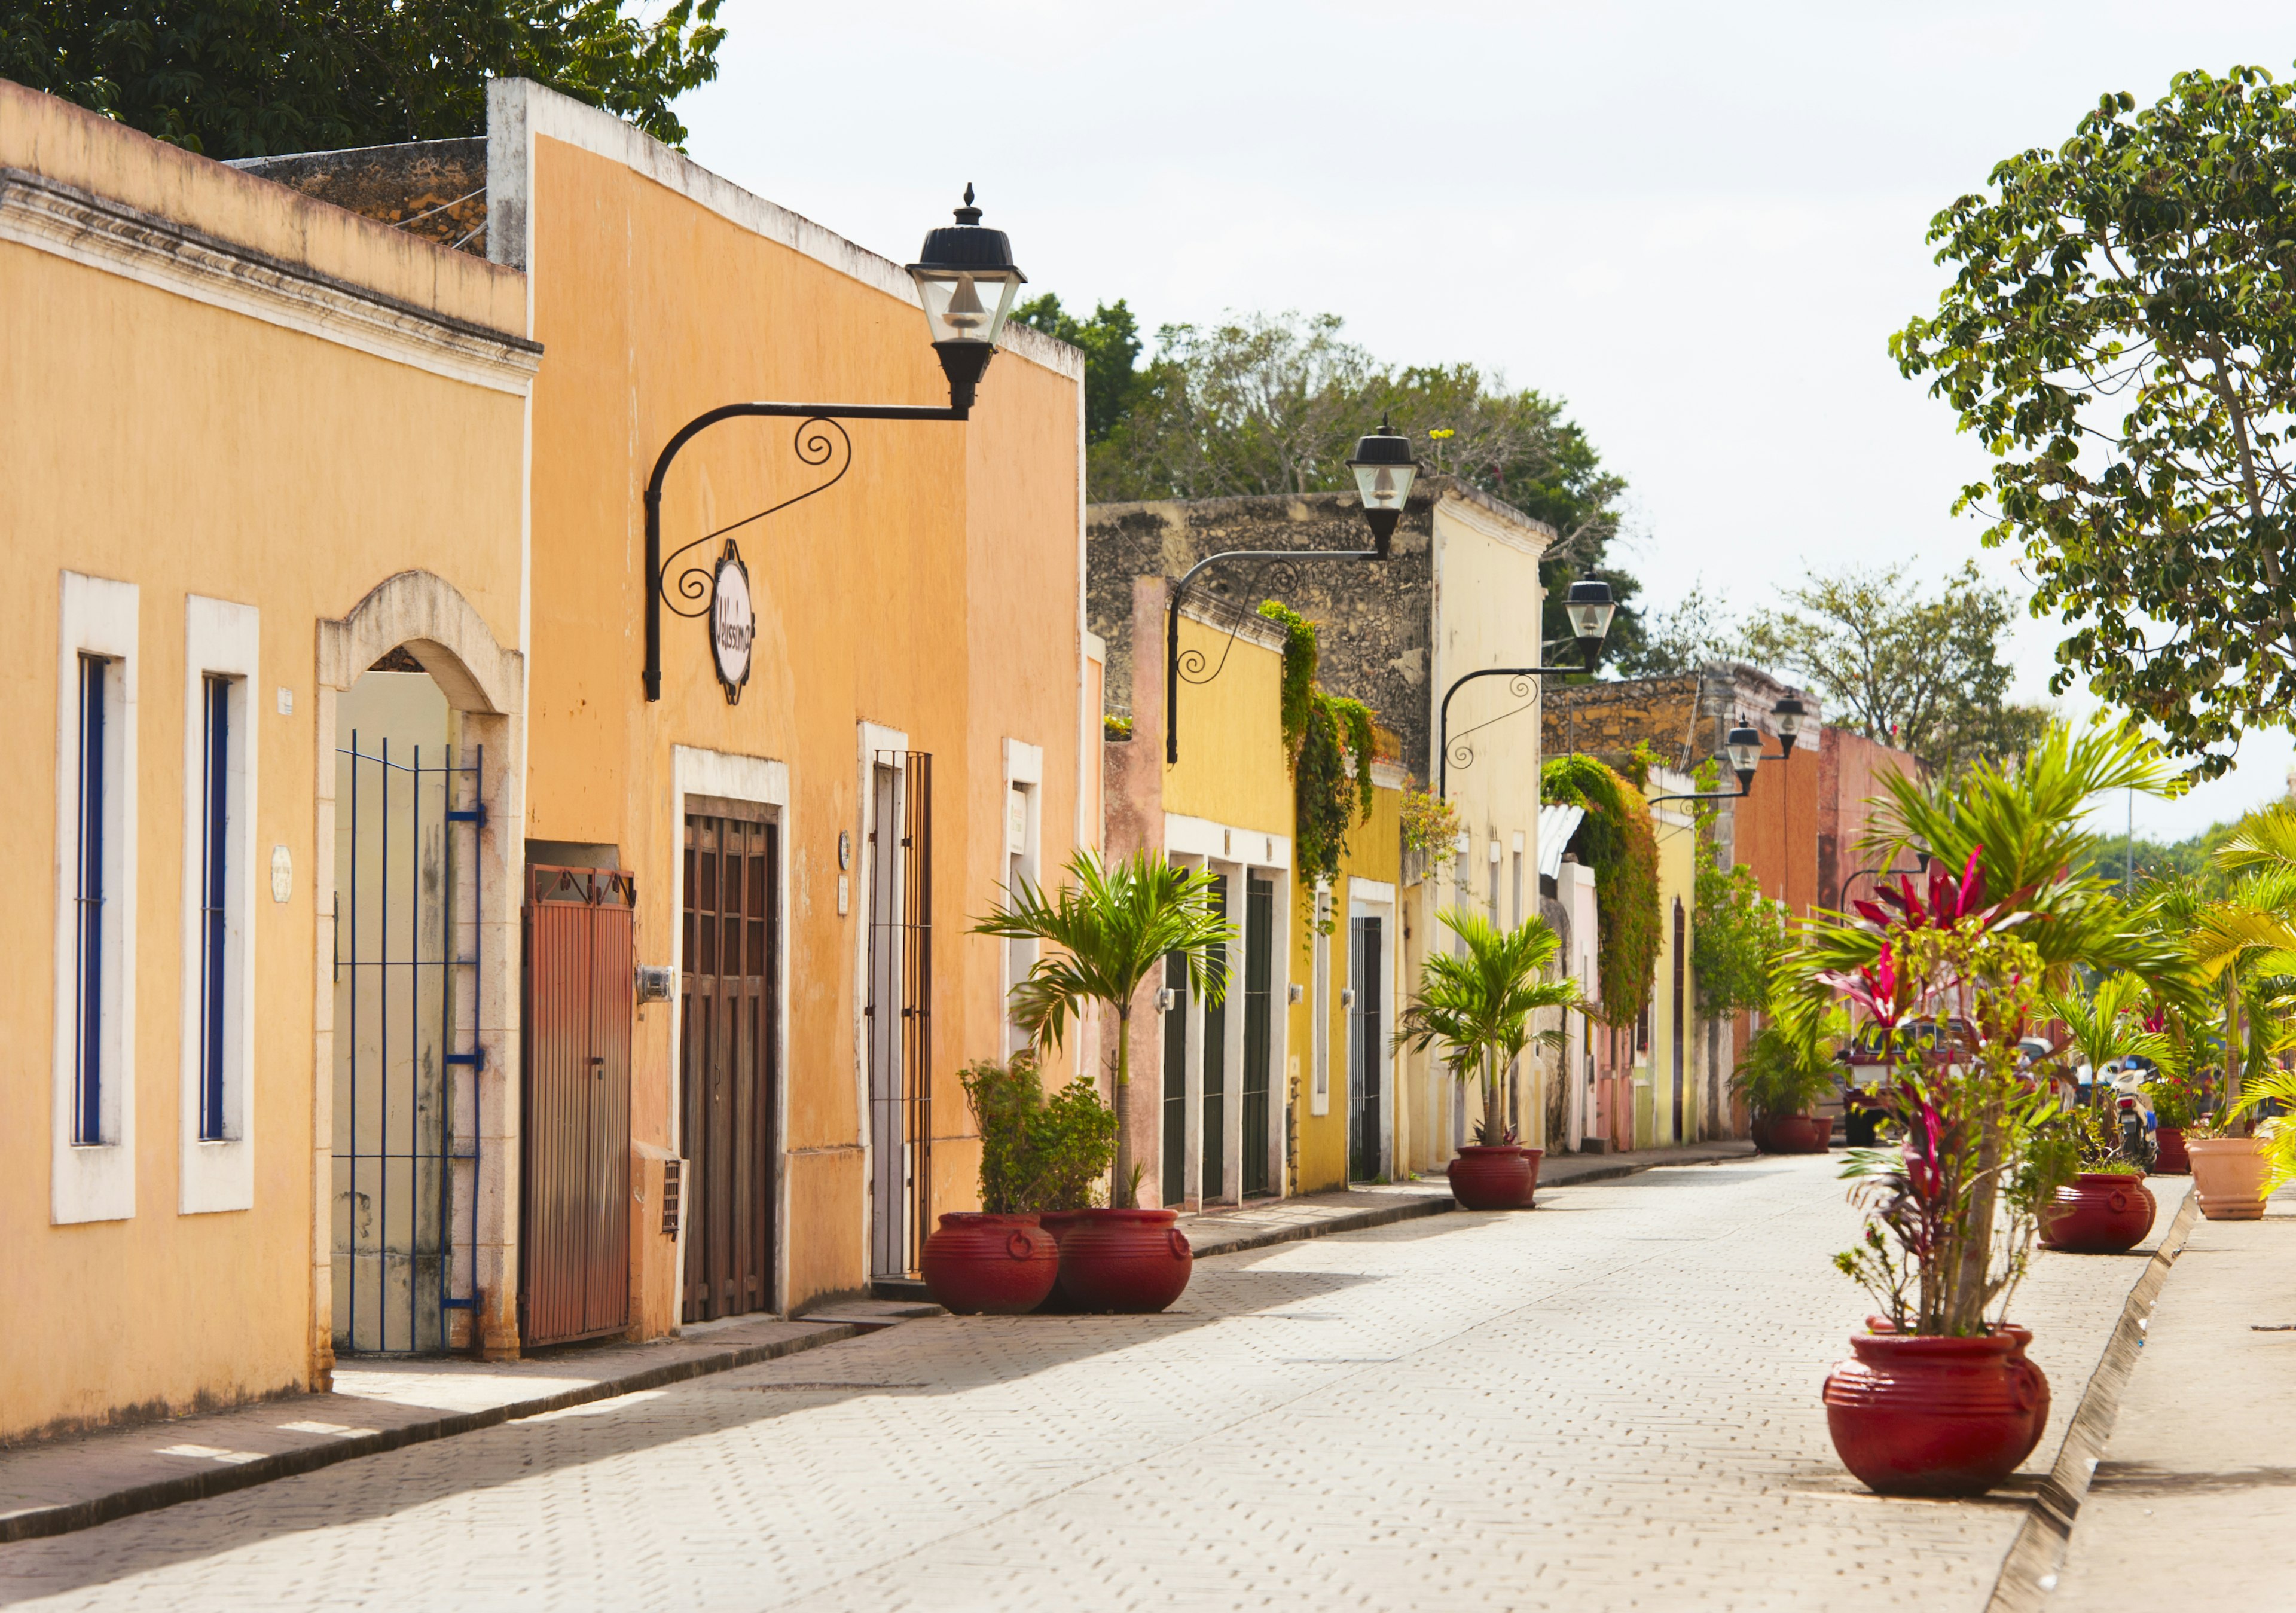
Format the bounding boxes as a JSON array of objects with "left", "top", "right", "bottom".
[{"left": 316, "top": 573, "right": 525, "bottom": 1373}]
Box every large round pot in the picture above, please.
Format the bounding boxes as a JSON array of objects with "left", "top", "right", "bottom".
[
  {"left": 2154, "top": 1126, "right": 2191, "bottom": 1175},
  {"left": 2188, "top": 1135, "right": 2274, "bottom": 1221},
  {"left": 1756, "top": 1114, "right": 1833, "bottom": 1154},
  {"left": 1038, "top": 1208, "right": 1192, "bottom": 1313},
  {"left": 1824, "top": 1330, "right": 2042, "bottom": 1496},
  {"left": 1866, "top": 1318, "right": 2050, "bottom": 1466},
  {"left": 1448, "top": 1145, "right": 1541, "bottom": 1210},
  {"left": 920, "top": 1212, "right": 1057, "bottom": 1315},
  {"left": 2038, "top": 1171, "right": 2155, "bottom": 1254}
]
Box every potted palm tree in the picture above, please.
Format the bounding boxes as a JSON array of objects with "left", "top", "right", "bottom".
[
  {"left": 1395, "top": 909, "right": 1577, "bottom": 1211},
  {"left": 2182, "top": 805, "right": 2296, "bottom": 1218},
  {"left": 971, "top": 849, "right": 1234, "bottom": 1313},
  {"left": 1732, "top": 1015, "right": 1844, "bottom": 1153},
  {"left": 2034, "top": 973, "right": 2168, "bottom": 1254}
]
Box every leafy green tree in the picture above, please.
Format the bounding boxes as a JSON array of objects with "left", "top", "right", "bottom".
[
  {"left": 4, "top": 0, "right": 725, "bottom": 157},
  {"left": 1894, "top": 65, "right": 2296, "bottom": 781},
  {"left": 1617, "top": 581, "right": 1732, "bottom": 677},
  {"left": 1741, "top": 560, "right": 2050, "bottom": 776},
  {"left": 1011, "top": 294, "right": 1147, "bottom": 446},
  {"left": 971, "top": 850, "right": 1236, "bottom": 1205}
]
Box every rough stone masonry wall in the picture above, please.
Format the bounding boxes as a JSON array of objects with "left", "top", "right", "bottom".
[
  {"left": 1087, "top": 487, "right": 1447, "bottom": 776},
  {"left": 232, "top": 138, "right": 489, "bottom": 255}
]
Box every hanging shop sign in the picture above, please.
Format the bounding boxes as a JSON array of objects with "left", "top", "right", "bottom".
[{"left": 710, "top": 540, "right": 754, "bottom": 704}]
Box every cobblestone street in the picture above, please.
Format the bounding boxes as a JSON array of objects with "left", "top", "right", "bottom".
[{"left": 0, "top": 1156, "right": 2180, "bottom": 1611}]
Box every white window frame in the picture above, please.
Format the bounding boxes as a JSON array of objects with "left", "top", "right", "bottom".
[
  {"left": 53, "top": 571, "right": 138, "bottom": 1224},
  {"left": 180, "top": 596, "right": 260, "bottom": 1214},
  {"left": 1001, "top": 738, "right": 1043, "bottom": 1059}
]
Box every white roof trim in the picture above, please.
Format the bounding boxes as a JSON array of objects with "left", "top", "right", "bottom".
[{"left": 1537, "top": 803, "right": 1586, "bottom": 882}]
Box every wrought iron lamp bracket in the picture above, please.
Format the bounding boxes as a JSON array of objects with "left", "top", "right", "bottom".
[
  {"left": 642, "top": 399, "right": 967, "bottom": 704},
  {"left": 1164, "top": 543, "right": 1380, "bottom": 765},
  {"left": 1436, "top": 665, "right": 1581, "bottom": 798}
]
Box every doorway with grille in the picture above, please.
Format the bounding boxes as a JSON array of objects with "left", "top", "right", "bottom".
[{"left": 866, "top": 751, "right": 933, "bottom": 1280}]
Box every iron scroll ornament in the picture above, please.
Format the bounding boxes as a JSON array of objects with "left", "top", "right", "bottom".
[
  {"left": 1167, "top": 548, "right": 1382, "bottom": 765},
  {"left": 643, "top": 402, "right": 962, "bottom": 702},
  {"left": 652, "top": 417, "right": 853, "bottom": 704},
  {"left": 1173, "top": 558, "right": 1312, "bottom": 692}
]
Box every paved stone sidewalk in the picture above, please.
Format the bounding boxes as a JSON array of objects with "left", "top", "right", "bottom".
[
  {"left": 2050, "top": 1192, "right": 2296, "bottom": 1605},
  {"left": 0, "top": 1153, "right": 2184, "bottom": 1611}
]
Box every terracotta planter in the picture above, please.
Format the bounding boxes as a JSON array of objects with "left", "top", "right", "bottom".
[
  {"left": 1866, "top": 1318, "right": 2050, "bottom": 1466},
  {"left": 1755, "top": 1114, "right": 1833, "bottom": 1154},
  {"left": 1448, "top": 1145, "right": 1541, "bottom": 1210},
  {"left": 920, "top": 1213, "right": 1058, "bottom": 1315},
  {"left": 1824, "top": 1330, "right": 2042, "bottom": 1496},
  {"left": 1037, "top": 1208, "right": 1193, "bottom": 1313},
  {"left": 2039, "top": 1171, "right": 2155, "bottom": 1254},
  {"left": 2188, "top": 1135, "right": 2274, "bottom": 1221},
  {"left": 2154, "top": 1126, "right": 2190, "bottom": 1175}
]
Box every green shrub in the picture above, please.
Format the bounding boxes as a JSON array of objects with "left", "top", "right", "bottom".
[
  {"left": 1730, "top": 1017, "right": 1843, "bottom": 1120},
  {"left": 958, "top": 1056, "right": 1118, "bottom": 1214}
]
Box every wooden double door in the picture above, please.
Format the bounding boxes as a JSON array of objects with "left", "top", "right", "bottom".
[{"left": 680, "top": 809, "right": 780, "bottom": 1322}]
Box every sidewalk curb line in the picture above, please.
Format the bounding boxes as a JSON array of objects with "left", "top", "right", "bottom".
[
  {"left": 1186, "top": 1144, "right": 1760, "bottom": 1261},
  {"left": 0, "top": 1322, "right": 863, "bottom": 1545},
  {"left": 1187, "top": 1194, "right": 1457, "bottom": 1259},
  {"left": 1984, "top": 1184, "right": 2202, "bottom": 1612}
]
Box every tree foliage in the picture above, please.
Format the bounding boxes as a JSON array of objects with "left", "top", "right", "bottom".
[
  {"left": 1693, "top": 857, "right": 1786, "bottom": 1018},
  {"left": 1894, "top": 65, "right": 2296, "bottom": 781},
  {"left": 1740, "top": 560, "right": 2050, "bottom": 776},
  {"left": 1540, "top": 754, "right": 1661, "bottom": 1028},
  {"left": 5, "top": 0, "right": 726, "bottom": 157},
  {"left": 1065, "top": 308, "right": 1645, "bottom": 662}
]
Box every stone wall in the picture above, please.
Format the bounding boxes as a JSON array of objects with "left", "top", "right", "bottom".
[{"left": 233, "top": 138, "right": 489, "bottom": 255}]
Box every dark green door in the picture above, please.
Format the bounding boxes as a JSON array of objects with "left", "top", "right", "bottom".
[
  {"left": 1202, "top": 876, "right": 1228, "bottom": 1200},
  {"left": 1161, "top": 949, "right": 1187, "bottom": 1206},
  {"left": 1241, "top": 875, "right": 1274, "bottom": 1196},
  {"left": 1350, "top": 914, "right": 1382, "bottom": 1181}
]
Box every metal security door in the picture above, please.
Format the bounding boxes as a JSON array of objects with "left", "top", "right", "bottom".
[
  {"left": 1241, "top": 874, "right": 1273, "bottom": 1196},
  {"left": 681, "top": 813, "right": 779, "bottom": 1322},
  {"left": 1671, "top": 899, "right": 1687, "bottom": 1143},
  {"left": 1350, "top": 915, "right": 1382, "bottom": 1181},
  {"left": 521, "top": 867, "right": 633, "bottom": 1348},
  {"left": 867, "top": 753, "right": 933, "bottom": 1279},
  {"left": 332, "top": 728, "right": 483, "bottom": 1355},
  {"left": 1160, "top": 950, "right": 1187, "bottom": 1206},
  {"left": 1202, "top": 875, "right": 1228, "bottom": 1201}
]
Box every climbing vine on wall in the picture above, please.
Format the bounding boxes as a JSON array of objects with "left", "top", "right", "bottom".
[
  {"left": 1541, "top": 753, "right": 1660, "bottom": 1028},
  {"left": 1260, "top": 600, "right": 1377, "bottom": 897}
]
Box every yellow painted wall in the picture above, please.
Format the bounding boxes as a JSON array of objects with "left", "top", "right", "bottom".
[
  {"left": 1641, "top": 795, "right": 1701, "bottom": 1147},
  {"left": 515, "top": 126, "right": 1083, "bottom": 1318},
  {"left": 1292, "top": 773, "right": 1403, "bottom": 1195},
  {"left": 1161, "top": 612, "right": 1292, "bottom": 838},
  {"left": 0, "top": 85, "right": 527, "bottom": 1439}
]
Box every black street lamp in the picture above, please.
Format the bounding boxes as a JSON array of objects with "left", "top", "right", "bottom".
[
  {"left": 642, "top": 186, "right": 1024, "bottom": 703},
  {"left": 1434, "top": 572, "right": 1616, "bottom": 796},
  {"left": 1770, "top": 694, "right": 1808, "bottom": 758},
  {"left": 1646, "top": 720, "right": 1766, "bottom": 807},
  {"left": 1164, "top": 420, "right": 1417, "bottom": 763}
]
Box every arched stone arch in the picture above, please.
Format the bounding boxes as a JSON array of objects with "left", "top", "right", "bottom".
[{"left": 317, "top": 569, "right": 523, "bottom": 713}]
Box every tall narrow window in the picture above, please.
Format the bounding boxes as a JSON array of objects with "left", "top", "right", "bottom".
[
  {"left": 74, "top": 653, "right": 108, "bottom": 1147},
  {"left": 199, "top": 674, "right": 231, "bottom": 1141}
]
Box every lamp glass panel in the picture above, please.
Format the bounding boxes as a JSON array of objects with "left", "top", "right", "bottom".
[
  {"left": 1352, "top": 459, "right": 1417, "bottom": 511},
  {"left": 912, "top": 268, "right": 1020, "bottom": 346},
  {"left": 1565, "top": 598, "right": 1617, "bottom": 641}
]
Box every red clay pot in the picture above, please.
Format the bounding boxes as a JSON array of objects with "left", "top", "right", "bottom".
[
  {"left": 2154, "top": 1126, "right": 2190, "bottom": 1175},
  {"left": 2039, "top": 1171, "right": 2155, "bottom": 1254},
  {"left": 1867, "top": 1318, "right": 2050, "bottom": 1466},
  {"left": 1448, "top": 1145, "right": 1541, "bottom": 1210},
  {"left": 1755, "top": 1114, "right": 1833, "bottom": 1154},
  {"left": 1824, "top": 1330, "right": 2042, "bottom": 1496},
  {"left": 1038, "top": 1208, "right": 1193, "bottom": 1313},
  {"left": 920, "top": 1213, "right": 1058, "bottom": 1316}
]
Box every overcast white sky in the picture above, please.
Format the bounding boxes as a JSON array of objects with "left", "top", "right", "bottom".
[{"left": 677, "top": 1, "right": 2296, "bottom": 840}]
